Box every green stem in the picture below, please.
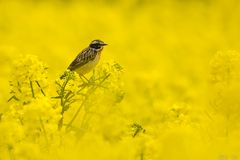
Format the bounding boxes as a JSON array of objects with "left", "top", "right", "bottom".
[
  {"left": 65, "top": 73, "right": 111, "bottom": 132},
  {"left": 65, "top": 97, "right": 86, "bottom": 132},
  {"left": 58, "top": 76, "right": 70, "bottom": 130},
  {"left": 140, "top": 151, "right": 144, "bottom": 160},
  {"left": 39, "top": 117, "right": 48, "bottom": 145},
  {"left": 36, "top": 81, "right": 46, "bottom": 96},
  {"left": 7, "top": 95, "right": 19, "bottom": 102},
  {"left": 29, "top": 80, "right": 35, "bottom": 98},
  {"left": 8, "top": 145, "right": 15, "bottom": 160}
]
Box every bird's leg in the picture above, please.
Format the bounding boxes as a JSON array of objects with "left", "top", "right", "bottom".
[{"left": 79, "top": 74, "right": 90, "bottom": 84}]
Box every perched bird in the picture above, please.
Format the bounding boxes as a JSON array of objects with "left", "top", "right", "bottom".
[{"left": 67, "top": 39, "right": 107, "bottom": 76}]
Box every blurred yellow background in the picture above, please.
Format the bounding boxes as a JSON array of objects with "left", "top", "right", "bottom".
[{"left": 1, "top": 0, "right": 240, "bottom": 159}]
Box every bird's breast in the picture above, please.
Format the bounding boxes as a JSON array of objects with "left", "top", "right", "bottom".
[{"left": 75, "top": 53, "right": 101, "bottom": 75}]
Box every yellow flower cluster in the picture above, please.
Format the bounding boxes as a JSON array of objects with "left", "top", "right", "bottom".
[
  {"left": 9, "top": 55, "right": 48, "bottom": 104},
  {"left": 1, "top": 50, "right": 239, "bottom": 159},
  {"left": 1, "top": 55, "right": 134, "bottom": 160},
  {"left": 210, "top": 50, "right": 240, "bottom": 85},
  {"left": 208, "top": 51, "right": 240, "bottom": 137}
]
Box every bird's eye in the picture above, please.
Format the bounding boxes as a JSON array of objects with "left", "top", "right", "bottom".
[{"left": 90, "top": 43, "right": 101, "bottom": 49}]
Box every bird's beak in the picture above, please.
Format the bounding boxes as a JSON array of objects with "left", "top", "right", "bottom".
[{"left": 101, "top": 43, "right": 107, "bottom": 46}]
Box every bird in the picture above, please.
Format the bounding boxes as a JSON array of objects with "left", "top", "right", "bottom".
[{"left": 66, "top": 39, "right": 107, "bottom": 77}]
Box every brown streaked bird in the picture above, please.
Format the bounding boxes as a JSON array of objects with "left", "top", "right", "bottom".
[{"left": 67, "top": 39, "right": 107, "bottom": 76}]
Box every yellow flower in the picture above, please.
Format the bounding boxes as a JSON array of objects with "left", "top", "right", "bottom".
[
  {"left": 210, "top": 50, "right": 240, "bottom": 84},
  {"left": 9, "top": 55, "right": 49, "bottom": 104}
]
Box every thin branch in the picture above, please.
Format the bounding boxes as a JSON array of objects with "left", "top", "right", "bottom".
[
  {"left": 7, "top": 95, "right": 19, "bottom": 102},
  {"left": 58, "top": 75, "right": 71, "bottom": 130},
  {"left": 65, "top": 97, "right": 86, "bottom": 132},
  {"left": 29, "top": 80, "right": 35, "bottom": 98},
  {"left": 17, "top": 81, "right": 22, "bottom": 93},
  {"left": 8, "top": 145, "right": 15, "bottom": 160},
  {"left": 39, "top": 117, "right": 48, "bottom": 145},
  {"left": 35, "top": 81, "right": 46, "bottom": 96},
  {"left": 65, "top": 73, "right": 111, "bottom": 132}
]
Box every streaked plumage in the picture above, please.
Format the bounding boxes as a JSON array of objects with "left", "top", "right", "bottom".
[{"left": 67, "top": 39, "right": 107, "bottom": 75}]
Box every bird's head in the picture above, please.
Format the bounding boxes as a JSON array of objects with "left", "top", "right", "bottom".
[{"left": 89, "top": 39, "right": 107, "bottom": 50}]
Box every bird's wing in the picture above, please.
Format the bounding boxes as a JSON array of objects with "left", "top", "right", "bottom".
[{"left": 68, "top": 47, "right": 97, "bottom": 71}]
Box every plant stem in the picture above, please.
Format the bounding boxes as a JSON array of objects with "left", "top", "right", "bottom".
[
  {"left": 36, "top": 81, "right": 46, "bottom": 96},
  {"left": 65, "top": 73, "right": 110, "bottom": 132},
  {"left": 29, "top": 80, "right": 35, "bottom": 98},
  {"left": 58, "top": 76, "right": 70, "bottom": 130},
  {"left": 39, "top": 117, "right": 48, "bottom": 145},
  {"left": 65, "top": 97, "right": 86, "bottom": 132},
  {"left": 8, "top": 145, "right": 15, "bottom": 160}
]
